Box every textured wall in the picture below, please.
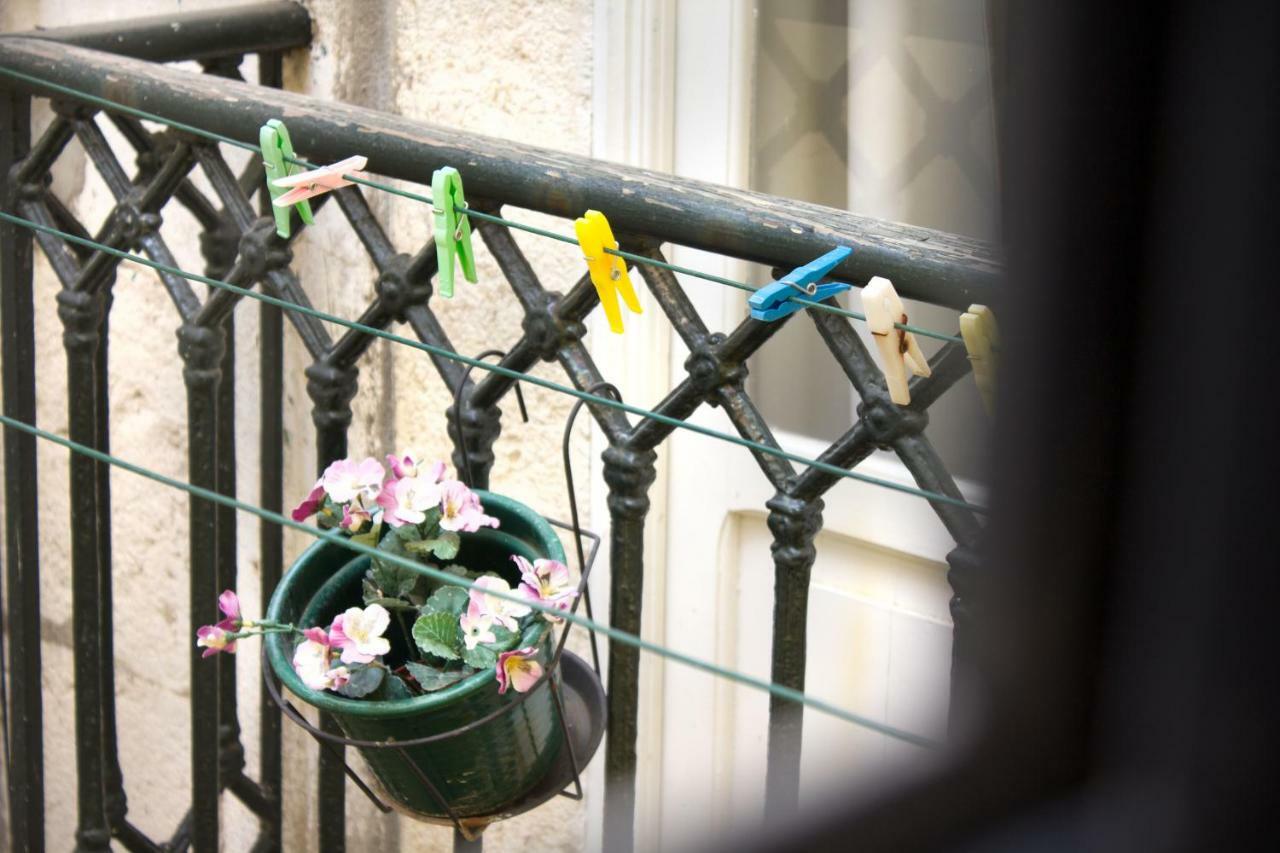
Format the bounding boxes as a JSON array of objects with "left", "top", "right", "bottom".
[{"left": 0, "top": 0, "right": 595, "bottom": 850}]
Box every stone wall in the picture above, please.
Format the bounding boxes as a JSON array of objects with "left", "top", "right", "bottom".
[{"left": 0, "top": 1, "right": 596, "bottom": 849}]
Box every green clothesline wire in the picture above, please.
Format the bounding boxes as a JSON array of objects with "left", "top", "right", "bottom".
[
  {"left": 0, "top": 412, "right": 941, "bottom": 750},
  {"left": 0, "top": 211, "right": 988, "bottom": 514},
  {"left": 0, "top": 63, "right": 964, "bottom": 345}
]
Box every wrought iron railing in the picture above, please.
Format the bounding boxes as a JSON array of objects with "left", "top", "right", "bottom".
[{"left": 1, "top": 3, "right": 999, "bottom": 851}]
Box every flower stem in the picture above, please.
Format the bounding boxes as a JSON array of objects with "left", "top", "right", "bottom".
[{"left": 394, "top": 610, "right": 415, "bottom": 659}]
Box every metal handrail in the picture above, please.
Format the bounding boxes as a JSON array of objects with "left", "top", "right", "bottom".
[{"left": 0, "top": 36, "right": 1000, "bottom": 309}]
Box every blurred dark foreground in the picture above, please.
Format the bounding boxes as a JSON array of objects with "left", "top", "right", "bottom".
[{"left": 708, "top": 2, "right": 1280, "bottom": 851}]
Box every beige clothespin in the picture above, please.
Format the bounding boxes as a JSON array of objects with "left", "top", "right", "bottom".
[
  {"left": 960, "top": 304, "right": 998, "bottom": 416},
  {"left": 862, "top": 276, "right": 931, "bottom": 405}
]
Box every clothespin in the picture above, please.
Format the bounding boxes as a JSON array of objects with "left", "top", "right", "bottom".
[
  {"left": 271, "top": 154, "right": 368, "bottom": 206},
  {"left": 431, "top": 166, "right": 478, "bottom": 298},
  {"left": 960, "top": 304, "right": 998, "bottom": 416},
  {"left": 862, "top": 276, "right": 931, "bottom": 405},
  {"left": 574, "top": 210, "right": 641, "bottom": 334},
  {"left": 259, "top": 119, "right": 315, "bottom": 238},
  {"left": 748, "top": 246, "right": 853, "bottom": 322}
]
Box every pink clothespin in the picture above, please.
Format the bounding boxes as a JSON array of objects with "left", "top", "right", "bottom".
[{"left": 271, "top": 155, "right": 369, "bottom": 206}]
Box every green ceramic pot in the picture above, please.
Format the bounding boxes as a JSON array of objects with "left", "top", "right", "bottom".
[{"left": 265, "top": 490, "right": 566, "bottom": 820}]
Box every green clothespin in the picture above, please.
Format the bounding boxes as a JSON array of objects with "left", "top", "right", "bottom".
[
  {"left": 431, "top": 166, "right": 478, "bottom": 298},
  {"left": 259, "top": 119, "right": 315, "bottom": 238}
]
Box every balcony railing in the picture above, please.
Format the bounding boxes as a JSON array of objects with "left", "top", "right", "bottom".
[{"left": 0, "top": 3, "right": 999, "bottom": 851}]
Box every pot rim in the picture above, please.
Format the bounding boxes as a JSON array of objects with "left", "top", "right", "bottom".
[{"left": 264, "top": 489, "right": 565, "bottom": 720}]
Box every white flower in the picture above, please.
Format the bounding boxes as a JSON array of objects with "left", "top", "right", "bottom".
[
  {"left": 293, "top": 639, "right": 337, "bottom": 691},
  {"left": 333, "top": 604, "right": 391, "bottom": 665},
  {"left": 468, "top": 576, "right": 531, "bottom": 632},
  {"left": 385, "top": 474, "right": 443, "bottom": 527},
  {"left": 460, "top": 601, "right": 497, "bottom": 650}
]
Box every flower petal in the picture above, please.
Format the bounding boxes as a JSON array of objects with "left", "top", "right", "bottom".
[{"left": 509, "top": 659, "right": 543, "bottom": 693}]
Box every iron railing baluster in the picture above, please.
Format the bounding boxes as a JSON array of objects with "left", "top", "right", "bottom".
[
  {"left": 96, "top": 304, "right": 130, "bottom": 838},
  {"left": 1, "top": 86, "right": 45, "bottom": 853},
  {"left": 59, "top": 283, "right": 113, "bottom": 852},
  {"left": 255, "top": 49, "right": 286, "bottom": 853},
  {"left": 179, "top": 319, "right": 226, "bottom": 853},
  {"left": 216, "top": 313, "right": 245, "bottom": 788},
  {"left": 762, "top": 493, "right": 824, "bottom": 820},
  {"left": 600, "top": 445, "right": 658, "bottom": 853}
]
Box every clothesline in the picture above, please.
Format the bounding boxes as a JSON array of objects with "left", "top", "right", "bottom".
[
  {"left": 0, "top": 210, "right": 988, "bottom": 515},
  {"left": 0, "top": 412, "right": 942, "bottom": 750}
]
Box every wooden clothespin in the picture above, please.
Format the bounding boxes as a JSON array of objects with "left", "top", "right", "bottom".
[
  {"left": 431, "top": 166, "right": 478, "bottom": 298},
  {"left": 259, "top": 119, "right": 315, "bottom": 238},
  {"left": 574, "top": 210, "right": 641, "bottom": 334},
  {"left": 960, "top": 304, "right": 998, "bottom": 416},
  {"left": 862, "top": 276, "right": 931, "bottom": 405},
  {"left": 748, "top": 246, "right": 853, "bottom": 321},
  {"left": 271, "top": 154, "right": 368, "bottom": 206}
]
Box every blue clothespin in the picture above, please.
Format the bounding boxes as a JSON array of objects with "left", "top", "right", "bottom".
[{"left": 748, "top": 246, "right": 853, "bottom": 322}]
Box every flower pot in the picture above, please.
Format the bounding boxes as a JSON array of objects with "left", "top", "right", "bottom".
[{"left": 264, "top": 490, "right": 566, "bottom": 820}]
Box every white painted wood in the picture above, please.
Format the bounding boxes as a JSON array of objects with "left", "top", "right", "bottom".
[
  {"left": 589, "top": 2, "right": 677, "bottom": 849},
  {"left": 593, "top": 2, "right": 983, "bottom": 849}
]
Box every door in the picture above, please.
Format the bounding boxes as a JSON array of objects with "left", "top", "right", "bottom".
[{"left": 590, "top": 2, "right": 997, "bottom": 849}]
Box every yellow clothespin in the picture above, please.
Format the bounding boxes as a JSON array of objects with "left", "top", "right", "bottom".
[
  {"left": 862, "top": 276, "right": 931, "bottom": 405},
  {"left": 574, "top": 210, "right": 641, "bottom": 334},
  {"left": 960, "top": 304, "right": 998, "bottom": 416}
]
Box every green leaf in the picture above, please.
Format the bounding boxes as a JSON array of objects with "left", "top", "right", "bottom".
[
  {"left": 423, "top": 585, "right": 470, "bottom": 617},
  {"left": 362, "top": 575, "right": 380, "bottom": 605},
  {"left": 371, "top": 539, "right": 419, "bottom": 599},
  {"left": 486, "top": 624, "right": 520, "bottom": 653},
  {"left": 393, "top": 521, "right": 425, "bottom": 543},
  {"left": 405, "top": 531, "right": 460, "bottom": 561},
  {"left": 373, "top": 674, "right": 413, "bottom": 701},
  {"left": 520, "top": 621, "right": 545, "bottom": 649},
  {"left": 419, "top": 506, "right": 443, "bottom": 531},
  {"left": 377, "top": 566, "right": 419, "bottom": 600},
  {"left": 404, "top": 660, "right": 468, "bottom": 692},
  {"left": 407, "top": 575, "right": 433, "bottom": 606},
  {"left": 412, "top": 611, "right": 462, "bottom": 660},
  {"left": 349, "top": 520, "right": 382, "bottom": 549},
  {"left": 462, "top": 643, "right": 498, "bottom": 670},
  {"left": 336, "top": 664, "right": 385, "bottom": 699},
  {"left": 364, "top": 596, "right": 418, "bottom": 611},
  {"left": 371, "top": 529, "right": 416, "bottom": 589},
  {"left": 444, "top": 564, "right": 476, "bottom": 580}
]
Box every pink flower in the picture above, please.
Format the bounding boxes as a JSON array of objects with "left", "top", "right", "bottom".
[
  {"left": 196, "top": 624, "right": 236, "bottom": 657},
  {"left": 302, "top": 626, "right": 330, "bottom": 646},
  {"left": 386, "top": 452, "right": 446, "bottom": 482},
  {"left": 460, "top": 600, "right": 497, "bottom": 650},
  {"left": 438, "top": 480, "right": 499, "bottom": 533},
  {"left": 325, "top": 666, "right": 351, "bottom": 690},
  {"left": 218, "top": 590, "right": 242, "bottom": 623},
  {"left": 330, "top": 604, "right": 391, "bottom": 664},
  {"left": 328, "top": 613, "right": 348, "bottom": 648},
  {"left": 341, "top": 499, "right": 373, "bottom": 533},
  {"left": 377, "top": 474, "right": 442, "bottom": 528},
  {"left": 514, "top": 556, "right": 578, "bottom": 621},
  {"left": 291, "top": 479, "right": 326, "bottom": 522},
  {"left": 469, "top": 576, "right": 531, "bottom": 632},
  {"left": 496, "top": 647, "right": 543, "bottom": 694},
  {"left": 321, "top": 457, "right": 385, "bottom": 505}
]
